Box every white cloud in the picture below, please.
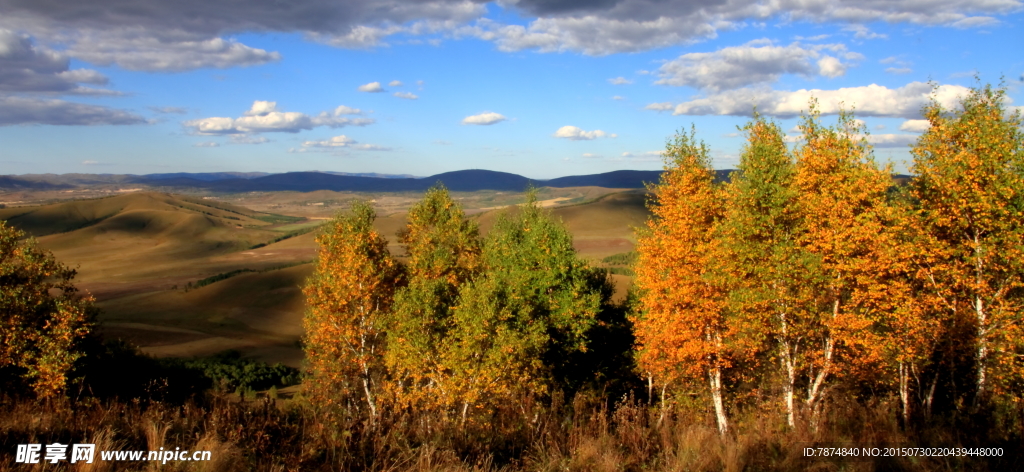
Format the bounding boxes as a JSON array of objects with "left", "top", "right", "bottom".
[
  {"left": 0, "top": 95, "right": 147, "bottom": 126},
  {"left": 358, "top": 81, "right": 385, "bottom": 92},
  {"left": 899, "top": 119, "right": 931, "bottom": 133},
  {"left": 886, "top": 67, "right": 913, "bottom": 75},
  {"left": 553, "top": 125, "right": 616, "bottom": 140},
  {"left": 301, "top": 134, "right": 391, "bottom": 151},
  {"left": 184, "top": 100, "right": 374, "bottom": 135},
  {"left": 608, "top": 77, "right": 632, "bottom": 85},
  {"left": 612, "top": 95, "right": 624, "bottom": 100},
  {"left": 645, "top": 102, "right": 674, "bottom": 112},
  {"left": 652, "top": 82, "right": 975, "bottom": 119},
  {"left": 389, "top": 80, "right": 403, "bottom": 86},
  {"left": 333, "top": 105, "right": 362, "bottom": 115},
  {"left": 817, "top": 56, "right": 845, "bottom": 78},
  {"left": 655, "top": 41, "right": 857, "bottom": 92},
  {"left": 461, "top": 112, "right": 506, "bottom": 125},
  {"left": 620, "top": 150, "right": 664, "bottom": 162},
  {"left": 244, "top": 100, "right": 277, "bottom": 116},
  {"left": 843, "top": 25, "right": 888, "bottom": 40},
  {"left": 867, "top": 133, "right": 918, "bottom": 148},
  {"left": 82, "top": 160, "right": 99, "bottom": 165},
  {"left": 582, "top": 153, "right": 601, "bottom": 158},
  {"left": 393, "top": 91, "right": 418, "bottom": 99},
  {"left": 193, "top": 141, "right": 219, "bottom": 147}
]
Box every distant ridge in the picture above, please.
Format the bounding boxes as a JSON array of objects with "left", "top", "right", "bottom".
[
  {"left": 3, "top": 169, "right": 757, "bottom": 193},
  {"left": 140, "top": 169, "right": 669, "bottom": 193}
]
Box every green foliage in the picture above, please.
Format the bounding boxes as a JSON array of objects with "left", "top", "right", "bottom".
[
  {"left": 249, "top": 226, "right": 318, "bottom": 249},
  {"left": 443, "top": 190, "right": 604, "bottom": 415},
  {"left": 601, "top": 251, "right": 638, "bottom": 266},
  {"left": 386, "top": 184, "right": 481, "bottom": 409},
  {"left": 253, "top": 213, "right": 306, "bottom": 224},
  {"left": 174, "top": 350, "right": 299, "bottom": 392}
]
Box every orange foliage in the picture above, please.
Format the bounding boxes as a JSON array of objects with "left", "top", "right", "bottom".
[{"left": 302, "top": 201, "right": 400, "bottom": 420}]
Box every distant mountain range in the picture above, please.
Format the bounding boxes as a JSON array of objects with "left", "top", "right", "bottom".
[
  {"left": 1, "top": 169, "right": 685, "bottom": 192},
  {"left": 1, "top": 169, "right": 912, "bottom": 193}
]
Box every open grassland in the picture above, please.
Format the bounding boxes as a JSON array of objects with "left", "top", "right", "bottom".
[{"left": 1, "top": 188, "right": 646, "bottom": 368}]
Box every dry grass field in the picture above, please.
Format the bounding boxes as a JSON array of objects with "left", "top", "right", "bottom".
[{"left": 0, "top": 188, "right": 648, "bottom": 368}]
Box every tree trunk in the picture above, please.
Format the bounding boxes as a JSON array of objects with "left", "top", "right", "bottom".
[
  {"left": 899, "top": 361, "right": 910, "bottom": 426},
  {"left": 709, "top": 365, "right": 728, "bottom": 436},
  {"left": 779, "top": 312, "right": 796, "bottom": 428},
  {"left": 974, "top": 294, "right": 988, "bottom": 407}
]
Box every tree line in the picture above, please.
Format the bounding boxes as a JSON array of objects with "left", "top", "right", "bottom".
[
  {"left": 303, "top": 82, "right": 1024, "bottom": 435},
  {"left": 633, "top": 83, "right": 1024, "bottom": 435}
]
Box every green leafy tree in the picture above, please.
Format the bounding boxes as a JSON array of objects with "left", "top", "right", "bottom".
[
  {"left": 385, "top": 184, "right": 481, "bottom": 411},
  {"left": 302, "top": 201, "right": 400, "bottom": 421},
  {"left": 718, "top": 115, "right": 806, "bottom": 428},
  {"left": 0, "top": 221, "right": 94, "bottom": 399},
  {"left": 444, "top": 190, "right": 603, "bottom": 422}
]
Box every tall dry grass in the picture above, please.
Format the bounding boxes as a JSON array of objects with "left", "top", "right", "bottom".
[{"left": 1, "top": 391, "right": 1019, "bottom": 471}]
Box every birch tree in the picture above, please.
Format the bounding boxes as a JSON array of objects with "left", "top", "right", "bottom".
[
  {"left": 302, "top": 201, "right": 399, "bottom": 421},
  {"left": 633, "top": 127, "right": 733, "bottom": 436},
  {"left": 909, "top": 83, "right": 1024, "bottom": 406}
]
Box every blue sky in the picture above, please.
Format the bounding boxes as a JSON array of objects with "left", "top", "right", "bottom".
[{"left": 1, "top": 1, "right": 1021, "bottom": 179}]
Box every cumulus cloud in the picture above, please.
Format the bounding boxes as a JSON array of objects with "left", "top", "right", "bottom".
[
  {"left": 582, "top": 153, "right": 600, "bottom": 158},
  {"left": 358, "top": 81, "right": 385, "bottom": 92},
  {"left": 333, "top": 105, "right": 362, "bottom": 115},
  {"left": 301, "top": 134, "right": 391, "bottom": 150},
  {"left": 612, "top": 95, "right": 624, "bottom": 100},
  {"left": 608, "top": 77, "right": 632, "bottom": 85},
  {"left": 184, "top": 100, "right": 374, "bottom": 135},
  {"left": 867, "top": 133, "right": 918, "bottom": 148},
  {"left": 389, "top": 80, "right": 403, "bottom": 86},
  {"left": 649, "top": 82, "right": 975, "bottom": 119},
  {"left": 655, "top": 40, "right": 857, "bottom": 92},
  {"left": 0, "top": 29, "right": 114, "bottom": 94},
  {"left": 461, "top": 112, "right": 506, "bottom": 125},
  {"left": 899, "top": 119, "right": 931, "bottom": 132},
  {"left": 393, "top": 91, "right": 418, "bottom": 99},
  {"left": 553, "top": 125, "right": 616, "bottom": 140}
]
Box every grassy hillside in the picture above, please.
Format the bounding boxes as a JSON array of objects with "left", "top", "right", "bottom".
[{"left": 1, "top": 190, "right": 645, "bottom": 367}]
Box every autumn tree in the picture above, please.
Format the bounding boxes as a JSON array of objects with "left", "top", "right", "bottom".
[
  {"left": 788, "top": 105, "right": 901, "bottom": 425},
  {"left": 385, "top": 184, "right": 481, "bottom": 412},
  {"left": 0, "top": 221, "right": 94, "bottom": 399},
  {"left": 443, "top": 190, "right": 604, "bottom": 422},
  {"left": 909, "top": 83, "right": 1024, "bottom": 407},
  {"left": 302, "top": 201, "right": 400, "bottom": 421},
  {"left": 633, "top": 127, "right": 733, "bottom": 435}
]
